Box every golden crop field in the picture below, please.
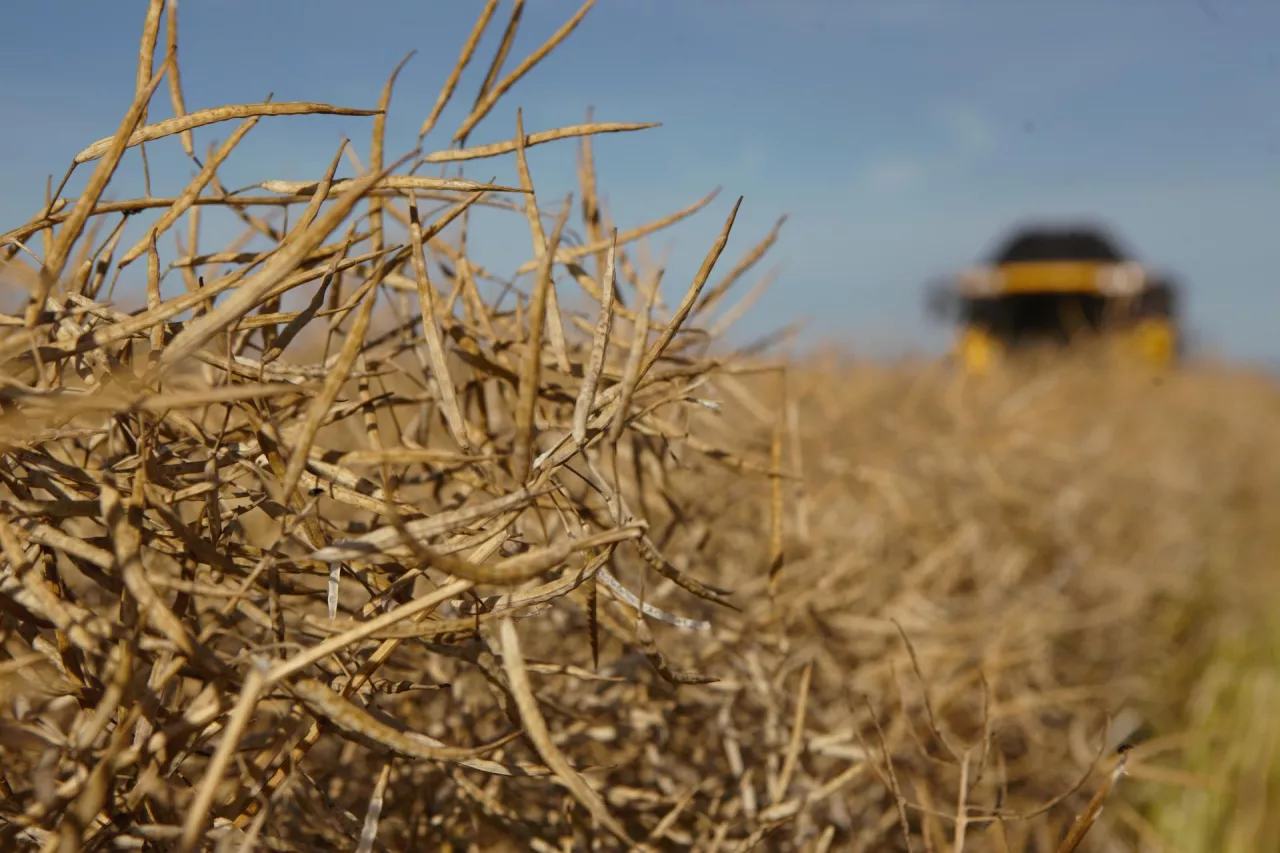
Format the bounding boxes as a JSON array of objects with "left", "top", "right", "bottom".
[{"left": 1, "top": 3, "right": 1276, "bottom": 851}]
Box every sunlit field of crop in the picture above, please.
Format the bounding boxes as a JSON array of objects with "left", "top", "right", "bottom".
[{"left": 1, "top": 3, "right": 1276, "bottom": 850}]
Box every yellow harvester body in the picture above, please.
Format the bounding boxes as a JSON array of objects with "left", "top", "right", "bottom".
[{"left": 930, "top": 225, "right": 1182, "bottom": 374}]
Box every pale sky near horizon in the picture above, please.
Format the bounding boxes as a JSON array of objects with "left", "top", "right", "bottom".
[{"left": 2, "top": 1, "right": 1277, "bottom": 365}]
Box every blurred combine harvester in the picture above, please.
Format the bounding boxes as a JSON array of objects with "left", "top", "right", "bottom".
[{"left": 927, "top": 222, "right": 1182, "bottom": 373}]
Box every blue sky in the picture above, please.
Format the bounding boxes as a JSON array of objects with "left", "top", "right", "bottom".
[{"left": 2, "top": 0, "right": 1278, "bottom": 363}]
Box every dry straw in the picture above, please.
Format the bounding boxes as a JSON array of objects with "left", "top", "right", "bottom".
[{"left": 2, "top": 1, "right": 1276, "bottom": 851}]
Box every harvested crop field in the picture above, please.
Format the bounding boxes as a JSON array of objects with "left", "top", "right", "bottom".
[{"left": 1, "top": 2, "right": 1277, "bottom": 851}]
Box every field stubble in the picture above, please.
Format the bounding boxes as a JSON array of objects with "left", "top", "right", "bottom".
[{"left": 1, "top": 1, "right": 1277, "bottom": 850}]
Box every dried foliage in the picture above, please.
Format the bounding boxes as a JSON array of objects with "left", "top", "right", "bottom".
[{"left": 2, "top": 2, "right": 1277, "bottom": 851}]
